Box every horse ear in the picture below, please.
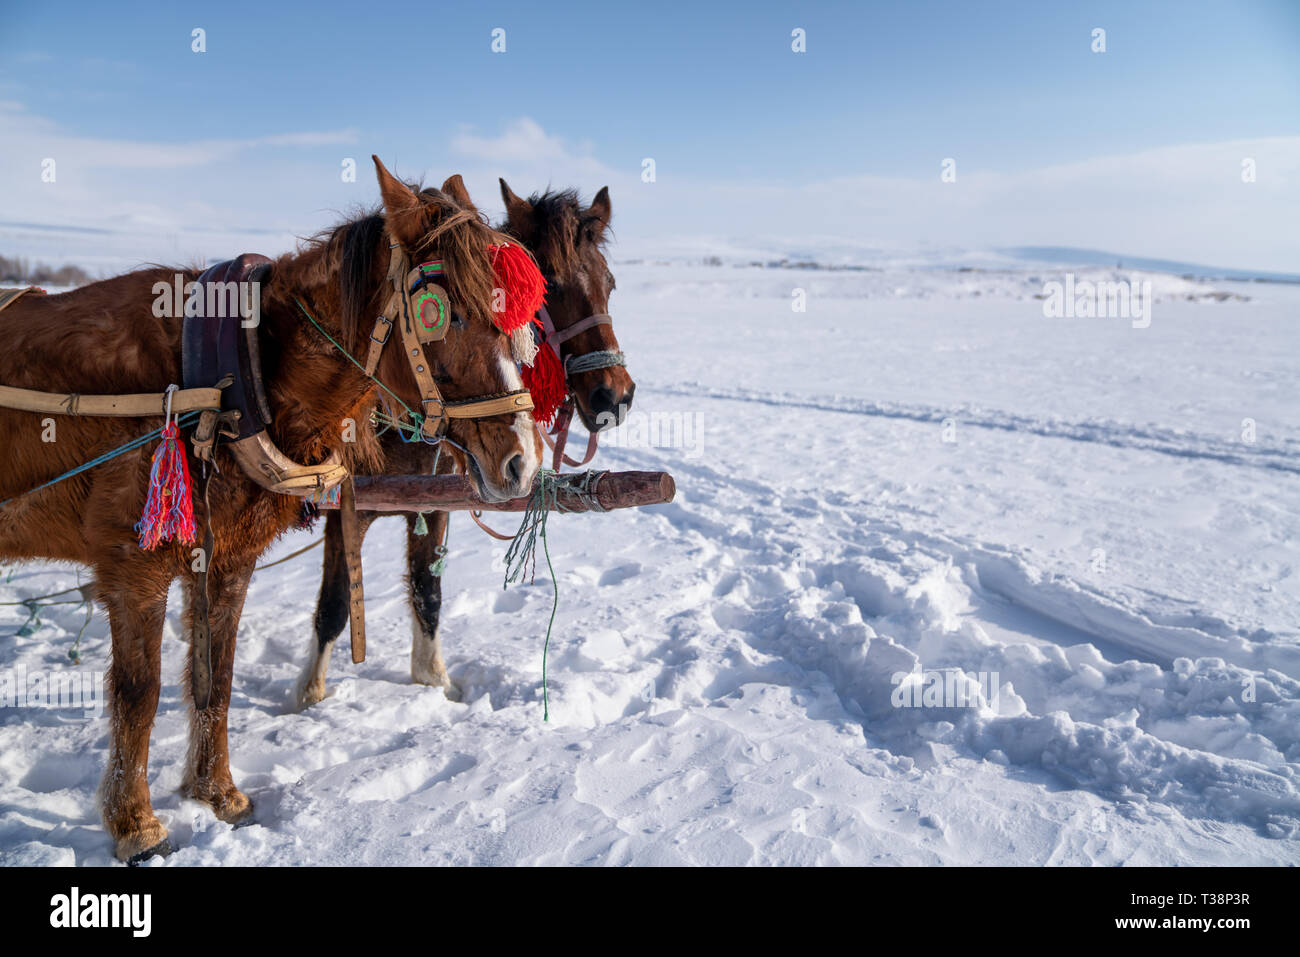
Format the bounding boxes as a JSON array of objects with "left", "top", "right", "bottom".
[
  {"left": 499, "top": 178, "right": 534, "bottom": 231},
  {"left": 372, "top": 155, "right": 423, "bottom": 246},
  {"left": 588, "top": 186, "right": 612, "bottom": 229},
  {"left": 441, "top": 174, "right": 476, "bottom": 211}
]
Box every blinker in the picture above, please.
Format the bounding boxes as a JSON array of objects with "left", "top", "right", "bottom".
[{"left": 406, "top": 262, "right": 450, "bottom": 344}]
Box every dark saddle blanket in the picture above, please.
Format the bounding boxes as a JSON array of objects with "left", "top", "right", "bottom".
[{"left": 181, "top": 254, "right": 273, "bottom": 441}]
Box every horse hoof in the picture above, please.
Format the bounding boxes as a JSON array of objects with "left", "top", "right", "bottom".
[
  {"left": 211, "top": 789, "right": 254, "bottom": 826},
  {"left": 183, "top": 781, "right": 253, "bottom": 826},
  {"left": 295, "top": 676, "right": 328, "bottom": 710},
  {"left": 126, "top": 838, "right": 173, "bottom": 866},
  {"left": 413, "top": 672, "right": 461, "bottom": 701},
  {"left": 113, "top": 819, "right": 170, "bottom": 864}
]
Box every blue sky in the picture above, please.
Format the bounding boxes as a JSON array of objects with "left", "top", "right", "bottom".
[{"left": 2, "top": 0, "right": 1298, "bottom": 270}]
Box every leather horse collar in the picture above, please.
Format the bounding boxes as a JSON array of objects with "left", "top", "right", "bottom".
[
  {"left": 182, "top": 254, "right": 347, "bottom": 497},
  {"left": 363, "top": 240, "right": 534, "bottom": 441}
]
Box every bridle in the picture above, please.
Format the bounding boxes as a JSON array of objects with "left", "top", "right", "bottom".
[
  {"left": 535, "top": 306, "right": 623, "bottom": 378},
  {"left": 534, "top": 280, "right": 626, "bottom": 469},
  {"left": 465, "top": 283, "right": 626, "bottom": 540},
  {"left": 362, "top": 240, "right": 534, "bottom": 443}
]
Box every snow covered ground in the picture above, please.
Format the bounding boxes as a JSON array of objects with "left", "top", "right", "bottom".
[{"left": 1, "top": 253, "right": 1298, "bottom": 865}]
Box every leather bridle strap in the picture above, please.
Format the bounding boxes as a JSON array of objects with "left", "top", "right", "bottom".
[
  {"left": 469, "top": 509, "right": 518, "bottom": 541},
  {"left": 532, "top": 306, "right": 621, "bottom": 470},
  {"left": 444, "top": 392, "right": 535, "bottom": 418},
  {"left": 540, "top": 398, "right": 599, "bottom": 470},
  {"left": 363, "top": 315, "right": 392, "bottom": 377},
  {"left": 538, "top": 307, "right": 615, "bottom": 356}
]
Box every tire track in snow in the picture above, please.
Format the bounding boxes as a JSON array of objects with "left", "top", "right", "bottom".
[{"left": 654, "top": 382, "right": 1300, "bottom": 474}]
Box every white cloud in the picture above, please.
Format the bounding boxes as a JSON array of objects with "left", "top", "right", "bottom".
[
  {"left": 438, "top": 118, "right": 1300, "bottom": 272},
  {"left": 1, "top": 106, "right": 1296, "bottom": 275},
  {"left": 0, "top": 101, "right": 357, "bottom": 171}
]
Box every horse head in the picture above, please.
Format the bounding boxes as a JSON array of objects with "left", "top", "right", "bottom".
[
  {"left": 499, "top": 180, "right": 635, "bottom": 433},
  {"left": 332, "top": 158, "right": 542, "bottom": 502}
]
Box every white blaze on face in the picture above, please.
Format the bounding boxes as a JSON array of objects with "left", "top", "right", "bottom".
[{"left": 498, "top": 353, "right": 540, "bottom": 482}]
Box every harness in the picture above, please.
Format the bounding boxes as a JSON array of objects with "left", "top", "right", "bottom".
[
  {"left": 361, "top": 241, "right": 534, "bottom": 442},
  {"left": 182, "top": 255, "right": 350, "bottom": 496},
  {"left": 313, "top": 238, "right": 538, "bottom": 662},
  {"left": 0, "top": 246, "right": 541, "bottom": 681}
]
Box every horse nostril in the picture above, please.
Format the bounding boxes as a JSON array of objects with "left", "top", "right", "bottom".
[
  {"left": 504, "top": 453, "right": 525, "bottom": 488},
  {"left": 589, "top": 384, "right": 632, "bottom": 426},
  {"left": 589, "top": 386, "right": 616, "bottom": 416}
]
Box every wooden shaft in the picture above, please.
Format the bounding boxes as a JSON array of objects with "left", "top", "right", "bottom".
[{"left": 321, "top": 470, "right": 675, "bottom": 514}]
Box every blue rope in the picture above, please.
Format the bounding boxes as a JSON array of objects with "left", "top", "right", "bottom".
[{"left": 0, "top": 412, "right": 200, "bottom": 511}]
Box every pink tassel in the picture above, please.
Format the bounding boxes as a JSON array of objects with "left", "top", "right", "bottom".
[{"left": 137, "top": 420, "right": 197, "bottom": 550}]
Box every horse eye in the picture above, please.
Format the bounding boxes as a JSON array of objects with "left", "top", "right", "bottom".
[
  {"left": 605, "top": 270, "right": 615, "bottom": 290},
  {"left": 450, "top": 310, "right": 467, "bottom": 327}
]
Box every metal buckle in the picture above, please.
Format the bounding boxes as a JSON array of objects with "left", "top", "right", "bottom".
[
  {"left": 421, "top": 398, "right": 447, "bottom": 439},
  {"left": 370, "top": 315, "right": 393, "bottom": 344}
]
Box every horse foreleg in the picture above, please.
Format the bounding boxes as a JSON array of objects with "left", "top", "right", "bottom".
[
  {"left": 98, "top": 563, "right": 172, "bottom": 864},
  {"left": 180, "top": 562, "right": 254, "bottom": 827},
  {"left": 408, "top": 510, "right": 456, "bottom": 697},
  {"left": 296, "top": 510, "right": 377, "bottom": 708}
]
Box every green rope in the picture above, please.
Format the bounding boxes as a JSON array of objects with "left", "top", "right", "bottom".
[
  {"left": 294, "top": 297, "right": 422, "bottom": 422},
  {"left": 498, "top": 470, "right": 610, "bottom": 721},
  {"left": 429, "top": 517, "right": 449, "bottom": 577},
  {"left": 502, "top": 469, "right": 561, "bottom": 721},
  {"left": 2, "top": 584, "right": 96, "bottom": 662},
  {"left": 372, "top": 408, "right": 425, "bottom": 441}
]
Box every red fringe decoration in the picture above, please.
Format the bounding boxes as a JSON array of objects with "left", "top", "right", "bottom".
[
  {"left": 522, "top": 321, "right": 569, "bottom": 426},
  {"left": 489, "top": 242, "right": 546, "bottom": 335},
  {"left": 137, "top": 420, "right": 197, "bottom": 550}
]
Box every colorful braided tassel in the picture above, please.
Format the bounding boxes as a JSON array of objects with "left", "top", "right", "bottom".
[
  {"left": 488, "top": 242, "right": 546, "bottom": 335},
  {"left": 137, "top": 420, "right": 197, "bottom": 550},
  {"left": 522, "top": 320, "right": 568, "bottom": 427}
]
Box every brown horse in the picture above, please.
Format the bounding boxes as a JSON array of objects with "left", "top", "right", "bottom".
[
  {"left": 0, "top": 158, "right": 539, "bottom": 862},
  {"left": 297, "top": 181, "right": 634, "bottom": 706}
]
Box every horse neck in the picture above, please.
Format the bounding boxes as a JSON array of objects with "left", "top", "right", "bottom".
[{"left": 259, "top": 247, "right": 377, "bottom": 463}]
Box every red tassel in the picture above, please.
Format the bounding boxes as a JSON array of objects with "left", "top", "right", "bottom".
[
  {"left": 137, "top": 420, "right": 197, "bottom": 550},
  {"left": 522, "top": 322, "right": 569, "bottom": 426},
  {"left": 489, "top": 242, "right": 546, "bottom": 335}
]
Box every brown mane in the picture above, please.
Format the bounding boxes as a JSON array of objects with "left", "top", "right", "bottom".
[
  {"left": 316, "top": 185, "right": 522, "bottom": 337},
  {"left": 518, "top": 188, "right": 612, "bottom": 278}
]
